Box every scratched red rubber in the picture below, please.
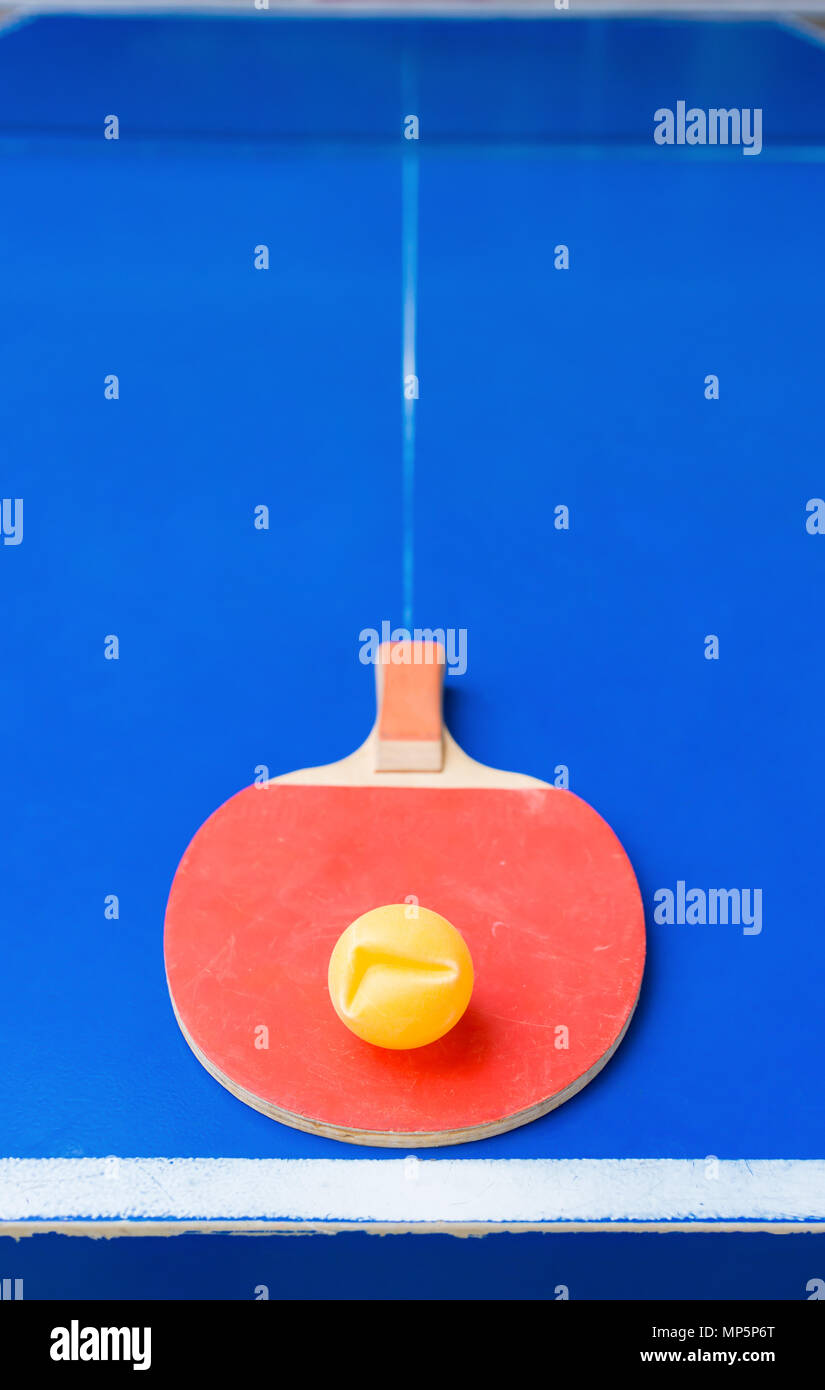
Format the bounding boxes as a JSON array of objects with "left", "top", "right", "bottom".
[{"left": 164, "top": 783, "right": 645, "bottom": 1138}]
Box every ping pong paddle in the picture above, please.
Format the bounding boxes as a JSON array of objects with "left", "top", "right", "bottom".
[{"left": 164, "top": 641, "right": 645, "bottom": 1147}]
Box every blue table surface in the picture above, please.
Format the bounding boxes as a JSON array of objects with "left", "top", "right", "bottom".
[{"left": 1, "top": 12, "right": 824, "bottom": 1169}]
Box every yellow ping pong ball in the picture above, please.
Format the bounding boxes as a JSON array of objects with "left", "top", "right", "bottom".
[{"left": 328, "top": 904, "right": 474, "bottom": 1050}]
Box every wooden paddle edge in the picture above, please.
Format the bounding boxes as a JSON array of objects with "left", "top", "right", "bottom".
[{"left": 167, "top": 974, "right": 643, "bottom": 1149}]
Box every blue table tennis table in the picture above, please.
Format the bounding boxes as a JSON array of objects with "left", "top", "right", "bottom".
[{"left": 1, "top": 9, "right": 824, "bottom": 1298}]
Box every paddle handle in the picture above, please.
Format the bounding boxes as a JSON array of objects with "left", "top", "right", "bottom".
[{"left": 374, "top": 640, "right": 445, "bottom": 772}]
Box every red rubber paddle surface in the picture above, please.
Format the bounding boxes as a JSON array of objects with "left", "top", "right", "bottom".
[{"left": 164, "top": 784, "right": 645, "bottom": 1137}]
